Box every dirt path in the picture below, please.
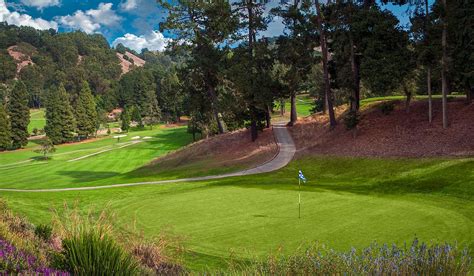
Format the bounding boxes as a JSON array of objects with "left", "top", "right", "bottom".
[{"left": 0, "top": 124, "right": 295, "bottom": 193}]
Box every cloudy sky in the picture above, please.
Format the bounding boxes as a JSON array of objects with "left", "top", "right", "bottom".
[{"left": 0, "top": 0, "right": 416, "bottom": 52}]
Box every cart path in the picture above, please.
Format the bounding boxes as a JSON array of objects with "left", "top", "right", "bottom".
[{"left": 0, "top": 123, "right": 295, "bottom": 193}]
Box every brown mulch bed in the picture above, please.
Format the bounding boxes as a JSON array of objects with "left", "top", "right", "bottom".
[{"left": 290, "top": 99, "right": 474, "bottom": 158}]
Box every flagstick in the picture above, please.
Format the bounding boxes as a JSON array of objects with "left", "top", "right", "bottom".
[{"left": 298, "top": 178, "right": 301, "bottom": 219}]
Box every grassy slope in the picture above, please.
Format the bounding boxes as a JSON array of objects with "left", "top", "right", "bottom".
[
  {"left": 0, "top": 126, "right": 193, "bottom": 189},
  {"left": 2, "top": 156, "right": 473, "bottom": 271}
]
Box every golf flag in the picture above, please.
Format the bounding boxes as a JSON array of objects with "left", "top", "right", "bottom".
[{"left": 298, "top": 170, "right": 306, "bottom": 183}]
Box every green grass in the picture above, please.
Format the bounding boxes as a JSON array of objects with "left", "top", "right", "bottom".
[
  {"left": 272, "top": 94, "right": 314, "bottom": 122},
  {"left": 2, "top": 156, "right": 473, "bottom": 271},
  {"left": 0, "top": 126, "right": 193, "bottom": 189},
  {"left": 28, "top": 109, "right": 46, "bottom": 133}
]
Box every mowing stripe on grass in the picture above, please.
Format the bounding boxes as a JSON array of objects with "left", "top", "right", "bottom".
[{"left": 67, "top": 141, "right": 142, "bottom": 162}]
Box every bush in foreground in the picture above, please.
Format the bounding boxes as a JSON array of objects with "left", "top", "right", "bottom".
[{"left": 230, "top": 239, "right": 472, "bottom": 275}]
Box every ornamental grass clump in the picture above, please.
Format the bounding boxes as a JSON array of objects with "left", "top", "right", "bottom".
[
  {"left": 230, "top": 239, "right": 472, "bottom": 275},
  {"left": 52, "top": 203, "right": 184, "bottom": 275},
  {"left": 61, "top": 229, "right": 140, "bottom": 275}
]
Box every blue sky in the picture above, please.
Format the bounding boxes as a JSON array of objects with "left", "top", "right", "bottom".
[{"left": 0, "top": 0, "right": 426, "bottom": 52}]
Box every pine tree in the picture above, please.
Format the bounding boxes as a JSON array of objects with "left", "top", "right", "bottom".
[
  {"left": 0, "top": 103, "right": 11, "bottom": 150},
  {"left": 45, "top": 84, "right": 76, "bottom": 144},
  {"left": 120, "top": 108, "right": 131, "bottom": 132},
  {"left": 144, "top": 97, "right": 161, "bottom": 129},
  {"left": 131, "top": 106, "right": 143, "bottom": 128},
  {"left": 75, "top": 81, "right": 97, "bottom": 139},
  {"left": 8, "top": 81, "right": 30, "bottom": 149}
]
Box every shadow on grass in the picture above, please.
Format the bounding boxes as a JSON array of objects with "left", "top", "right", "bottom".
[
  {"left": 197, "top": 158, "right": 474, "bottom": 200},
  {"left": 56, "top": 171, "right": 121, "bottom": 184}
]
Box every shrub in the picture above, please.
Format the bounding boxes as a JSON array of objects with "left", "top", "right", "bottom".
[
  {"left": 0, "top": 239, "right": 66, "bottom": 274},
  {"left": 35, "top": 224, "right": 53, "bottom": 242},
  {"left": 379, "top": 101, "right": 395, "bottom": 115},
  {"left": 61, "top": 229, "right": 140, "bottom": 275},
  {"left": 344, "top": 110, "right": 360, "bottom": 130},
  {"left": 231, "top": 239, "right": 472, "bottom": 275}
]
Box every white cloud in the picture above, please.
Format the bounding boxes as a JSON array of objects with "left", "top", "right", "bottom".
[
  {"left": 21, "top": 0, "right": 60, "bottom": 10},
  {"left": 0, "top": 0, "right": 58, "bottom": 30},
  {"left": 56, "top": 2, "right": 121, "bottom": 34},
  {"left": 120, "top": 0, "right": 138, "bottom": 11},
  {"left": 112, "top": 30, "right": 170, "bottom": 52}
]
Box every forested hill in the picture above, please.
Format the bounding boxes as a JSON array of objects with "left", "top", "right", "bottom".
[{"left": 0, "top": 23, "right": 176, "bottom": 112}]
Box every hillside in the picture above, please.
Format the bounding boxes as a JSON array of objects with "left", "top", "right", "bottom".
[
  {"left": 133, "top": 127, "right": 278, "bottom": 178},
  {"left": 116, "top": 51, "right": 145, "bottom": 74},
  {"left": 7, "top": 44, "right": 34, "bottom": 75},
  {"left": 290, "top": 98, "right": 474, "bottom": 157}
]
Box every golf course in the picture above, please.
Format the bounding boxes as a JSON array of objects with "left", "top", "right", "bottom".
[
  {"left": 0, "top": 1, "right": 473, "bottom": 272},
  {"left": 1, "top": 100, "right": 472, "bottom": 271}
]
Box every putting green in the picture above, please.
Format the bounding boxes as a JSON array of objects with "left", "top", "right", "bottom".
[{"left": 2, "top": 156, "right": 473, "bottom": 271}]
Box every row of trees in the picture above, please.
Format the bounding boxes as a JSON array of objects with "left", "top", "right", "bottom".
[
  {"left": 0, "top": 80, "right": 100, "bottom": 149},
  {"left": 157, "top": 0, "right": 472, "bottom": 141}
]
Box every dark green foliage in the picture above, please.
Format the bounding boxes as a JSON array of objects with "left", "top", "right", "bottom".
[
  {"left": 120, "top": 108, "right": 131, "bottom": 132},
  {"left": 75, "top": 81, "right": 97, "bottom": 138},
  {"left": 0, "top": 103, "right": 10, "bottom": 150},
  {"left": 131, "top": 106, "right": 143, "bottom": 128},
  {"left": 8, "top": 81, "right": 30, "bottom": 149},
  {"left": 34, "top": 224, "right": 52, "bottom": 241},
  {"left": 344, "top": 110, "right": 360, "bottom": 130},
  {"left": 143, "top": 100, "right": 161, "bottom": 129},
  {"left": 19, "top": 65, "right": 45, "bottom": 108},
  {"left": 0, "top": 50, "right": 17, "bottom": 82},
  {"left": 0, "top": 24, "right": 121, "bottom": 106},
  {"left": 311, "top": 97, "right": 325, "bottom": 113},
  {"left": 61, "top": 229, "right": 140, "bottom": 275},
  {"left": 44, "top": 84, "right": 76, "bottom": 144},
  {"left": 115, "top": 43, "right": 126, "bottom": 54},
  {"left": 379, "top": 101, "right": 395, "bottom": 115}
]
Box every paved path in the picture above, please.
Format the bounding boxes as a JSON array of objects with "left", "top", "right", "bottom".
[{"left": 0, "top": 124, "right": 295, "bottom": 193}]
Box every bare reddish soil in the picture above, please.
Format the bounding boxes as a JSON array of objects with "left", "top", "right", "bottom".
[
  {"left": 290, "top": 99, "right": 474, "bottom": 157},
  {"left": 7, "top": 46, "right": 34, "bottom": 75},
  {"left": 116, "top": 51, "right": 145, "bottom": 75},
  {"left": 146, "top": 128, "right": 278, "bottom": 173}
]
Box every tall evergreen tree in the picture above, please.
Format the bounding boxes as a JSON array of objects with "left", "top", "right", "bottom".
[
  {"left": 8, "top": 81, "right": 30, "bottom": 149},
  {"left": 75, "top": 81, "right": 97, "bottom": 139},
  {"left": 120, "top": 108, "right": 131, "bottom": 132},
  {"left": 0, "top": 103, "right": 11, "bottom": 150},
  {"left": 45, "top": 84, "right": 76, "bottom": 144},
  {"left": 159, "top": 0, "right": 238, "bottom": 135}
]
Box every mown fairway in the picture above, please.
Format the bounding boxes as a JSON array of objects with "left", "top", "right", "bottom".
[
  {"left": 2, "top": 156, "right": 473, "bottom": 271},
  {"left": 0, "top": 126, "right": 193, "bottom": 189},
  {"left": 28, "top": 109, "right": 46, "bottom": 134}
]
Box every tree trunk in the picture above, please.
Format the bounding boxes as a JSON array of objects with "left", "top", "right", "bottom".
[
  {"left": 441, "top": 0, "right": 449, "bottom": 128},
  {"left": 427, "top": 67, "right": 433, "bottom": 122},
  {"left": 280, "top": 99, "right": 285, "bottom": 116},
  {"left": 208, "top": 86, "right": 225, "bottom": 134},
  {"left": 265, "top": 105, "right": 271, "bottom": 128},
  {"left": 289, "top": 93, "right": 297, "bottom": 126},
  {"left": 315, "top": 0, "right": 337, "bottom": 129},
  {"left": 466, "top": 82, "right": 473, "bottom": 104},
  {"left": 404, "top": 84, "right": 412, "bottom": 113},
  {"left": 349, "top": 36, "right": 360, "bottom": 112},
  {"left": 248, "top": 0, "right": 258, "bottom": 141}
]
